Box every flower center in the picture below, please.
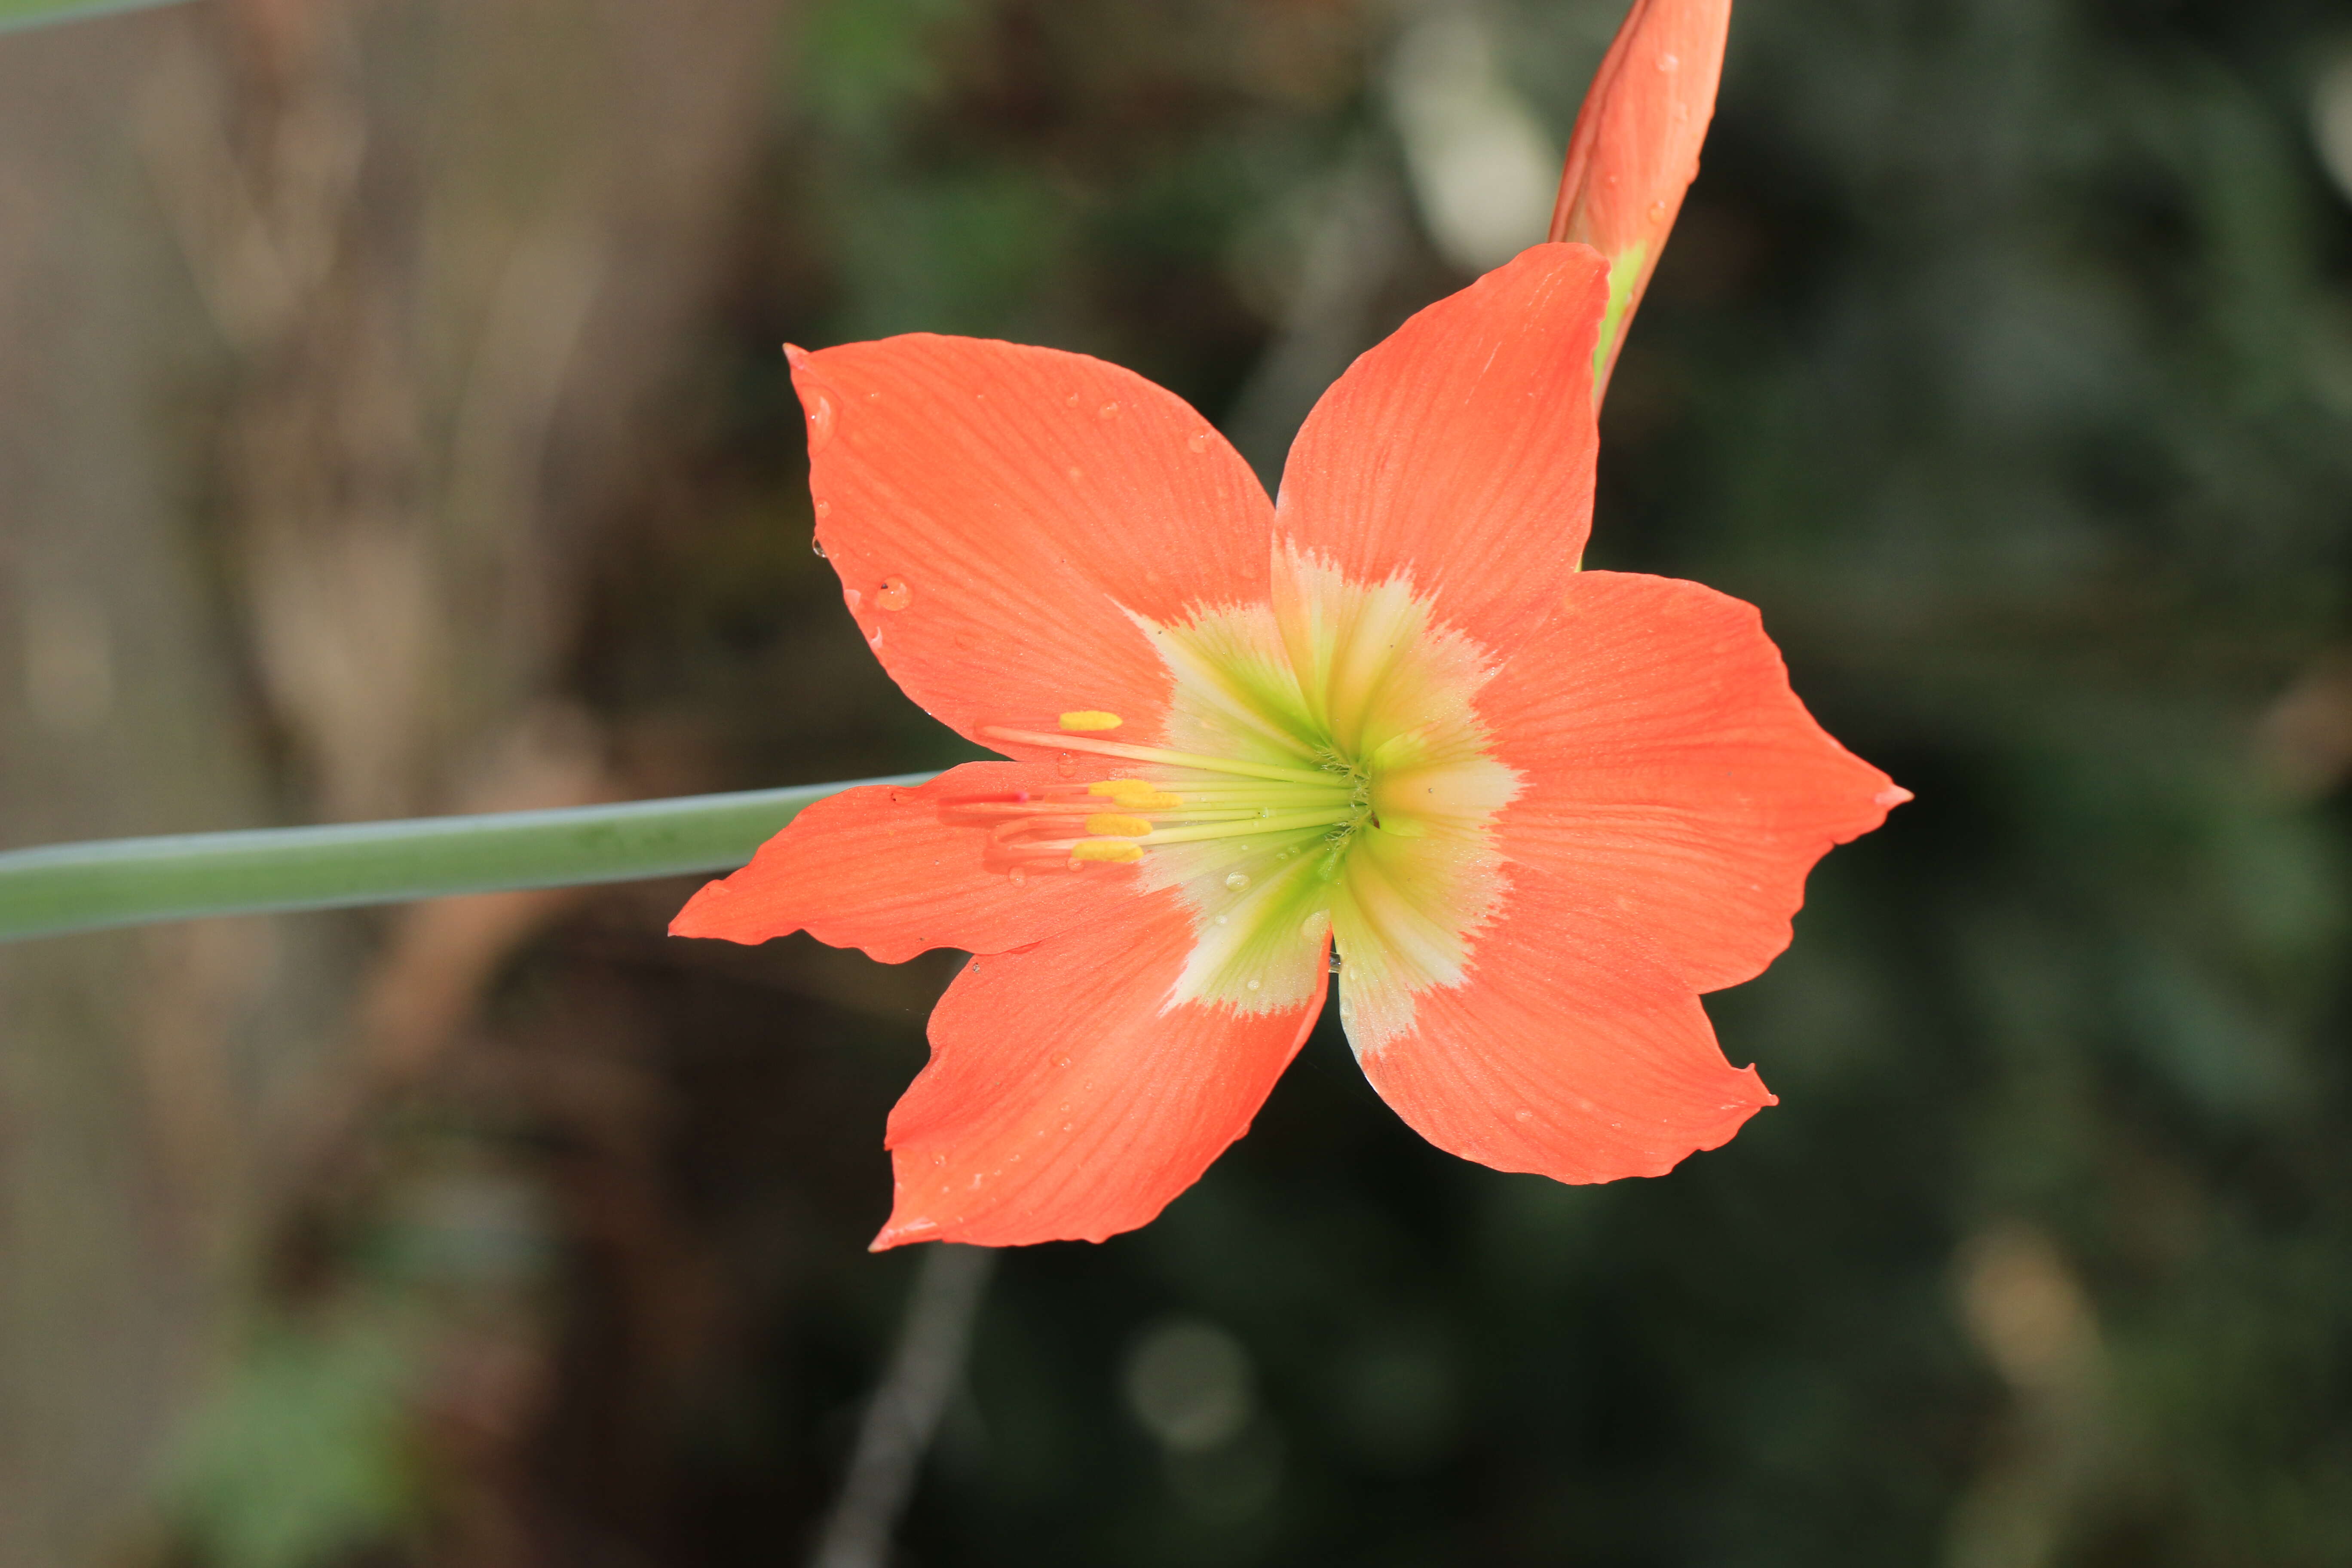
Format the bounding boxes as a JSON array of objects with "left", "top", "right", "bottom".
[{"left": 960, "top": 546, "right": 1520, "bottom": 1047}]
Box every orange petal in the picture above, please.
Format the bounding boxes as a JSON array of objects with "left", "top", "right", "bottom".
[
  {"left": 1273, "top": 243, "right": 1609, "bottom": 652},
  {"left": 1352, "top": 873, "right": 1772, "bottom": 1185},
  {"left": 1482, "top": 571, "right": 1906, "bottom": 993},
  {"left": 1547, "top": 0, "right": 1732, "bottom": 401},
  {"left": 873, "top": 886, "right": 1328, "bottom": 1248},
  {"left": 669, "top": 762, "right": 1132, "bottom": 963},
  {"left": 793, "top": 336, "right": 1272, "bottom": 755}
]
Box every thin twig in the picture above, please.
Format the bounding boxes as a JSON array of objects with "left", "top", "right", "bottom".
[{"left": 809, "top": 1244, "right": 998, "bottom": 1568}]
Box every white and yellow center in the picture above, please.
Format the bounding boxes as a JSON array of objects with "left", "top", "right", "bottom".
[{"left": 959, "top": 545, "right": 1519, "bottom": 1054}]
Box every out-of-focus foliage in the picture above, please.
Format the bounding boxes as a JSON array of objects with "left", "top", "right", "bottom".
[{"left": 5, "top": 0, "right": 2352, "bottom": 1565}]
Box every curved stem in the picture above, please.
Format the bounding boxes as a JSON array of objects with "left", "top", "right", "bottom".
[
  {"left": 0, "top": 772, "right": 938, "bottom": 943},
  {"left": 809, "top": 1243, "right": 997, "bottom": 1568}
]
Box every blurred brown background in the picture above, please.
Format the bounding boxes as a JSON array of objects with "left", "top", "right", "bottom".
[{"left": 4, "top": 1, "right": 2352, "bottom": 1565}]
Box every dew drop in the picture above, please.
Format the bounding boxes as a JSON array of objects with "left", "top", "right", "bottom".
[
  {"left": 1647, "top": 199, "right": 1669, "bottom": 224},
  {"left": 1055, "top": 751, "right": 1079, "bottom": 778},
  {"left": 1066, "top": 392, "right": 1081, "bottom": 407},
  {"left": 876, "top": 576, "right": 913, "bottom": 611},
  {"left": 1186, "top": 431, "right": 1210, "bottom": 453},
  {"left": 1224, "top": 871, "right": 1250, "bottom": 891},
  {"left": 1515, "top": 1109, "right": 1534, "bottom": 1122},
  {"left": 1061, "top": 1123, "right": 1073, "bottom": 1133},
  {"left": 1258, "top": 807, "right": 1273, "bottom": 818},
  {"left": 1059, "top": 1102, "right": 1070, "bottom": 1112},
  {"left": 810, "top": 536, "right": 827, "bottom": 558},
  {"left": 1008, "top": 866, "right": 1027, "bottom": 885},
  {"left": 1328, "top": 951, "right": 1343, "bottom": 974},
  {"left": 934, "top": 1154, "right": 946, "bottom": 1165},
  {"left": 866, "top": 627, "right": 884, "bottom": 650},
  {"left": 814, "top": 499, "right": 831, "bottom": 518},
  {"left": 1672, "top": 100, "right": 1690, "bottom": 122},
  {"left": 1098, "top": 401, "right": 1120, "bottom": 419},
  {"left": 1657, "top": 49, "right": 1679, "bottom": 71},
  {"left": 805, "top": 392, "right": 836, "bottom": 452},
  {"left": 1246, "top": 979, "right": 1261, "bottom": 992},
  {"left": 1214, "top": 915, "right": 1227, "bottom": 926},
  {"left": 866, "top": 390, "right": 881, "bottom": 401},
  {"left": 1056, "top": 1058, "right": 1071, "bottom": 1069}
]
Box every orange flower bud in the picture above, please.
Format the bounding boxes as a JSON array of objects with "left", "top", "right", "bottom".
[{"left": 1547, "top": 0, "right": 1732, "bottom": 405}]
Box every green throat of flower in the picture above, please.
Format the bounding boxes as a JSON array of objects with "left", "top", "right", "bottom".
[{"left": 964, "top": 547, "right": 1521, "bottom": 1051}]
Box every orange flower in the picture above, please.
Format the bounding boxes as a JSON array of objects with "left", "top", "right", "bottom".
[
  {"left": 1549, "top": 0, "right": 1732, "bottom": 403},
  {"left": 672, "top": 244, "right": 1904, "bottom": 1249}
]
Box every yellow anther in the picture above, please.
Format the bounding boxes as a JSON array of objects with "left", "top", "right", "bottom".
[
  {"left": 1084, "top": 814, "right": 1153, "bottom": 837},
  {"left": 1059, "top": 710, "right": 1123, "bottom": 732},
  {"left": 1069, "top": 840, "right": 1144, "bottom": 864}
]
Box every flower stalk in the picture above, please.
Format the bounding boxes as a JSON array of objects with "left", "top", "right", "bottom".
[
  {"left": 0, "top": 774, "right": 935, "bottom": 943},
  {"left": 0, "top": 0, "right": 192, "bottom": 35}
]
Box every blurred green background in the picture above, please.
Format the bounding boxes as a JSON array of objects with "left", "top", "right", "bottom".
[{"left": 3, "top": 0, "right": 2351, "bottom": 1564}]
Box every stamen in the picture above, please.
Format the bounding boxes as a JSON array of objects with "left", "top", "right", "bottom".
[
  {"left": 1084, "top": 814, "right": 1153, "bottom": 837},
  {"left": 1087, "top": 780, "right": 1185, "bottom": 809},
  {"left": 1069, "top": 840, "right": 1144, "bottom": 864},
  {"left": 1139, "top": 808, "right": 1361, "bottom": 845},
  {"left": 982, "top": 726, "right": 1333, "bottom": 786},
  {"left": 1060, "top": 710, "right": 1123, "bottom": 732}
]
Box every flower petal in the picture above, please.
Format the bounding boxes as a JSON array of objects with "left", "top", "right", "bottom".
[
  {"left": 1482, "top": 571, "right": 1907, "bottom": 993},
  {"left": 1273, "top": 242, "right": 1609, "bottom": 647},
  {"left": 670, "top": 762, "right": 1131, "bottom": 963},
  {"left": 794, "top": 335, "right": 1273, "bottom": 753},
  {"left": 875, "top": 886, "right": 1329, "bottom": 1248},
  {"left": 1350, "top": 872, "right": 1771, "bottom": 1185}
]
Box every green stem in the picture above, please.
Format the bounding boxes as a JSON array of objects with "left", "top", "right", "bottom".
[
  {"left": 0, "top": 773, "right": 937, "bottom": 943},
  {"left": 0, "top": 0, "right": 192, "bottom": 34}
]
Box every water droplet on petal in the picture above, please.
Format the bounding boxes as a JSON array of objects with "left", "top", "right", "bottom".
[
  {"left": 805, "top": 392, "right": 836, "bottom": 452},
  {"left": 1257, "top": 807, "right": 1273, "bottom": 818},
  {"left": 1246, "top": 979, "right": 1261, "bottom": 992},
  {"left": 1098, "top": 401, "right": 1119, "bottom": 419},
  {"left": 876, "top": 577, "right": 913, "bottom": 611},
  {"left": 1657, "top": 50, "right": 1679, "bottom": 71},
  {"left": 814, "top": 499, "right": 831, "bottom": 518},
  {"left": 1214, "top": 915, "right": 1227, "bottom": 926},
  {"left": 1066, "top": 393, "right": 1081, "bottom": 407},
  {"left": 1062, "top": 1123, "right": 1073, "bottom": 1133},
  {"left": 1008, "top": 866, "right": 1027, "bottom": 885},
  {"left": 934, "top": 1154, "right": 947, "bottom": 1165},
  {"left": 1186, "top": 431, "right": 1210, "bottom": 453},
  {"left": 1056, "top": 1059, "right": 1071, "bottom": 1070},
  {"left": 1224, "top": 871, "right": 1250, "bottom": 891},
  {"left": 1647, "top": 200, "right": 1668, "bottom": 224},
  {"left": 1515, "top": 1109, "right": 1534, "bottom": 1122},
  {"left": 1055, "top": 752, "right": 1079, "bottom": 779},
  {"left": 810, "top": 536, "right": 827, "bottom": 558}
]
